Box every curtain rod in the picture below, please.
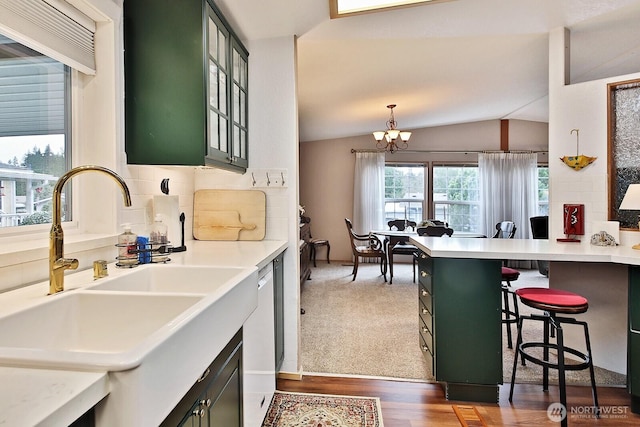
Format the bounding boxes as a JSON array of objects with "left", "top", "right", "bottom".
[{"left": 350, "top": 148, "right": 549, "bottom": 154}]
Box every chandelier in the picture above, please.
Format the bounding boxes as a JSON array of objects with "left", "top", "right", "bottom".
[{"left": 372, "top": 104, "right": 411, "bottom": 153}]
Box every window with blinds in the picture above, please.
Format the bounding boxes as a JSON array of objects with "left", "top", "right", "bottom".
[{"left": 0, "top": 0, "right": 96, "bottom": 74}]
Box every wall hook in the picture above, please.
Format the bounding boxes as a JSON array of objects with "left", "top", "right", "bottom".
[
  {"left": 266, "top": 172, "right": 271, "bottom": 186},
  {"left": 251, "top": 172, "right": 256, "bottom": 186},
  {"left": 281, "top": 172, "right": 285, "bottom": 186}
]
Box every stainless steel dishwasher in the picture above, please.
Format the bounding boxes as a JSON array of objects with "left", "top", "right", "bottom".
[{"left": 243, "top": 264, "right": 275, "bottom": 427}]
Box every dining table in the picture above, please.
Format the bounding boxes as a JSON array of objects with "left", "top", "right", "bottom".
[{"left": 371, "top": 229, "right": 486, "bottom": 282}]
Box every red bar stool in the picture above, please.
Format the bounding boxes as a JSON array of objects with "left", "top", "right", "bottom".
[
  {"left": 509, "top": 288, "right": 599, "bottom": 427},
  {"left": 501, "top": 266, "right": 520, "bottom": 349}
]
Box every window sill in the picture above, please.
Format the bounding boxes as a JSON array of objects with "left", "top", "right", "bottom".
[{"left": 0, "top": 234, "right": 117, "bottom": 269}]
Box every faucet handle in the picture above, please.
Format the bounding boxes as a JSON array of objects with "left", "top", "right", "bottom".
[{"left": 55, "top": 257, "right": 79, "bottom": 271}]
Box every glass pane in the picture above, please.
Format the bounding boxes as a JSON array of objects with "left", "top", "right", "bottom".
[
  {"left": 209, "top": 110, "right": 219, "bottom": 151},
  {"left": 241, "top": 58, "right": 247, "bottom": 89},
  {"left": 218, "top": 72, "right": 227, "bottom": 114},
  {"left": 218, "top": 29, "right": 226, "bottom": 70},
  {"left": 233, "top": 83, "right": 240, "bottom": 124},
  {"left": 0, "top": 34, "right": 69, "bottom": 228},
  {"left": 233, "top": 49, "right": 240, "bottom": 82},
  {"left": 208, "top": 18, "right": 218, "bottom": 61},
  {"left": 219, "top": 117, "right": 228, "bottom": 153},
  {"left": 233, "top": 125, "right": 240, "bottom": 158},
  {"left": 384, "top": 165, "right": 425, "bottom": 223},
  {"left": 384, "top": 166, "right": 424, "bottom": 199},
  {"left": 209, "top": 62, "right": 218, "bottom": 109},
  {"left": 240, "top": 91, "right": 246, "bottom": 127},
  {"left": 433, "top": 166, "right": 480, "bottom": 232},
  {"left": 240, "top": 130, "right": 246, "bottom": 159}
]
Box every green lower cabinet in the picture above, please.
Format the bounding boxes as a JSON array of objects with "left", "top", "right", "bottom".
[
  {"left": 629, "top": 266, "right": 640, "bottom": 413},
  {"left": 418, "top": 255, "right": 502, "bottom": 402},
  {"left": 161, "top": 330, "right": 243, "bottom": 426}
]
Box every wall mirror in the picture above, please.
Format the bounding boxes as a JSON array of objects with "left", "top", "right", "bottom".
[{"left": 608, "top": 78, "right": 640, "bottom": 229}]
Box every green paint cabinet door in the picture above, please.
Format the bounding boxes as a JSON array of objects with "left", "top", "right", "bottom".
[{"left": 629, "top": 266, "right": 640, "bottom": 412}]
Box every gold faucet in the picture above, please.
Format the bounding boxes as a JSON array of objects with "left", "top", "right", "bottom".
[{"left": 49, "top": 165, "right": 132, "bottom": 294}]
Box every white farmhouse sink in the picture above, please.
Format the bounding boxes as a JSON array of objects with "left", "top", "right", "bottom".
[
  {"left": 0, "top": 291, "right": 205, "bottom": 370},
  {"left": 0, "top": 262, "right": 260, "bottom": 425},
  {"left": 86, "top": 264, "right": 253, "bottom": 294}
]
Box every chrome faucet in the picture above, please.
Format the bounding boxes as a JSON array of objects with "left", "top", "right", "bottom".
[{"left": 49, "top": 165, "right": 132, "bottom": 294}]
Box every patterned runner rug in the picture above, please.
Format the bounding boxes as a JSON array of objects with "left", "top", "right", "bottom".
[{"left": 261, "top": 391, "right": 384, "bottom": 427}]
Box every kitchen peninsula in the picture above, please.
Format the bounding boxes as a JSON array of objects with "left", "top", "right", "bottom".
[{"left": 409, "top": 236, "right": 640, "bottom": 410}]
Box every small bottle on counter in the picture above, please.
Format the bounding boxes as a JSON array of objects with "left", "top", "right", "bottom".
[
  {"left": 150, "top": 214, "right": 169, "bottom": 262},
  {"left": 117, "top": 223, "right": 138, "bottom": 267}
]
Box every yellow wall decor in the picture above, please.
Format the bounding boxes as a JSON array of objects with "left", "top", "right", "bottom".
[{"left": 560, "top": 129, "right": 597, "bottom": 171}]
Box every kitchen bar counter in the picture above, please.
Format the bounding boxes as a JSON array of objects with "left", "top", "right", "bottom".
[
  {"left": 409, "top": 236, "right": 640, "bottom": 410},
  {"left": 0, "top": 239, "right": 287, "bottom": 426},
  {"left": 409, "top": 236, "right": 640, "bottom": 264}
]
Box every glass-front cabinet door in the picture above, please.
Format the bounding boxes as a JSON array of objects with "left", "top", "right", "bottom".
[{"left": 206, "top": 6, "right": 248, "bottom": 171}]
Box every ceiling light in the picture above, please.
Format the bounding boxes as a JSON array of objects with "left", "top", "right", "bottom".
[
  {"left": 330, "top": 0, "right": 446, "bottom": 18},
  {"left": 373, "top": 104, "right": 411, "bottom": 153}
]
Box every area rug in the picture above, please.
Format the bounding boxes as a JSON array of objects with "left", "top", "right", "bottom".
[
  {"left": 262, "top": 391, "right": 384, "bottom": 427},
  {"left": 301, "top": 262, "right": 627, "bottom": 386}
]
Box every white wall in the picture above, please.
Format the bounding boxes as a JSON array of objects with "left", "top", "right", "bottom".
[
  {"left": 300, "top": 119, "right": 549, "bottom": 262},
  {"left": 548, "top": 27, "right": 640, "bottom": 245},
  {"left": 194, "top": 36, "right": 302, "bottom": 375}
]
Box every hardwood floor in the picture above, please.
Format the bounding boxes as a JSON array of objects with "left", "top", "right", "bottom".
[{"left": 277, "top": 375, "right": 640, "bottom": 426}]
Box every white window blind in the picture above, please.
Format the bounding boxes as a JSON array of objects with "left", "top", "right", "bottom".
[{"left": 0, "top": 0, "right": 96, "bottom": 74}]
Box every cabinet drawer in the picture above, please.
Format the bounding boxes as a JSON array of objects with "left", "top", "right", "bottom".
[
  {"left": 419, "top": 299, "right": 433, "bottom": 332},
  {"left": 417, "top": 252, "right": 432, "bottom": 271},
  {"left": 418, "top": 269, "right": 432, "bottom": 293},
  {"left": 419, "top": 315, "right": 433, "bottom": 352},
  {"left": 419, "top": 332, "right": 434, "bottom": 374},
  {"left": 419, "top": 284, "right": 432, "bottom": 312}
]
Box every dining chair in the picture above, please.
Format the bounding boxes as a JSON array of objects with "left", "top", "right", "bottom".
[
  {"left": 494, "top": 220, "right": 519, "bottom": 349},
  {"left": 344, "top": 218, "right": 387, "bottom": 282},
  {"left": 416, "top": 226, "right": 454, "bottom": 237},
  {"left": 386, "top": 220, "right": 417, "bottom": 284},
  {"left": 530, "top": 215, "right": 549, "bottom": 277}
]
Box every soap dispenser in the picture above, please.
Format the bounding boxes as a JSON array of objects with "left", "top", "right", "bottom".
[{"left": 117, "top": 223, "right": 138, "bottom": 267}]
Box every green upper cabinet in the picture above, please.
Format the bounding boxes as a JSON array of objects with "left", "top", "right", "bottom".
[{"left": 124, "top": 0, "right": 249, "bottom": 172}]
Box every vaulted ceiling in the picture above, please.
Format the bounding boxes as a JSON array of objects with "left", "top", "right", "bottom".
[{"left": 215, "top": 0, "right": 640, "bottom": 142}]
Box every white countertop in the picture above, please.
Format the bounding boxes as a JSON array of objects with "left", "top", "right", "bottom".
[
  {"left": 0, "top": 239, "right": 287, "bottom": 426},
  {"left": 0, "top": 367, "right": 108, "bottom": 427},
  {"left": 409, "top": 236, "right": 640, "bottom": 265}
]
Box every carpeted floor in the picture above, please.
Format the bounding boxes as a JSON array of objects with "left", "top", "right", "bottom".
[
  {"left": 262, "top": 391, "right": 384, "bottom": 427},
  {"left": 301, "top": 261, "right": 627, "bottom": 387}
]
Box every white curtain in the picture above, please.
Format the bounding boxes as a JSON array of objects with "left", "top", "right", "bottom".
[
  {"left": 479, "top": 152, "right": 538, "bottom": 268},
  {"left": 353, "top": 151, "right": 385, "bottom": 235}
]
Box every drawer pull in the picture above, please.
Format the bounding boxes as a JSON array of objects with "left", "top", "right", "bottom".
[
  {"left": 193, "top": 408, "right": 206, "bottom": 418},
  {"left": 422, "top": 326, "right": 428, "bottom": 333},
  {"left": 420, "top": 253, "right": 427, "bottom": 259},
  {"left": 197, "top": 368, "right": 210, "bottom": 383},
  {"left": 200, "top": 398, "right": 212, "bottom": 408},
  {"left": 422, "top": 345, "right": 429, "bottom": 352},
  {"left": 421, "top": 289, "right": 428, "bottom": 297},
  {"left": 420, "top": 271, "right": 428, "bottom": 278},
  {"left": 422, "top": 308, "right": 429, "bottom": 315}
]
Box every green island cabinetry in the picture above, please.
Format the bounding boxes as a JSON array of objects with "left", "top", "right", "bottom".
[
  {"left": 417, "top": 252, "right": 503, "bottom": 402},
  {"left": 629, "top": 266, "right": 640, "bottom": 413},
  {"left": 124, "top": 0, "right": 249, "bottom": 172}
]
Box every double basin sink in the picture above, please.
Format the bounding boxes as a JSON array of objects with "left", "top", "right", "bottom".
[{"left": 0, "top": 264, "right": 258, "bottom": 371}]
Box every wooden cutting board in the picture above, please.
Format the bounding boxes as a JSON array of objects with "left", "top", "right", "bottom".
[{"left": 193, "top": 189, "right": 266, "bottom": 240}]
